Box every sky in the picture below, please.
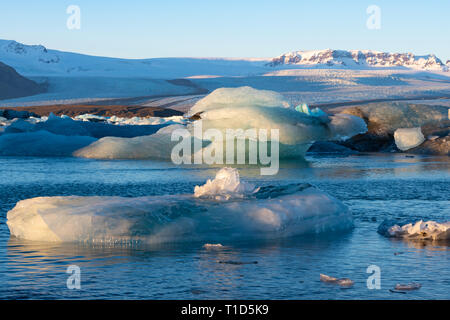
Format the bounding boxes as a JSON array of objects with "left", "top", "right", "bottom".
[{"left": 1, "top": 0, "right": 449, "bottom": 60}]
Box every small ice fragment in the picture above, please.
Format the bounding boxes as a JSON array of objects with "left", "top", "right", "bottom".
[
  {"left": 218, "top": 260, "right": 258, "bottom": 265},
  {"left": 320, "top": 274, "right": 354, "bottom": 287},
  {"left": 203, "top": 243, "right": 224, "bottom": 249},
  {"left": 295, "top": 103, "right": 327, "bottom": 118},
  {"left": 394, "top": 127, "right": 425, "bottom": 151},
  {"left": 320, "top": 274, "right": 339, "bottom": 283},
  {"left": 389, "top": 289, "right": 406, "bottom": 294},
  {"left": 394, "top": 283, "right": 421, "bottom": 291},
  {"left": 427, "top": 135, "right": 439, "bottom": 141},
  {"left": 337, "top": 278, "right": 354, "bottom": 287},
  {"left": 194, "top": 167, "right": 255, "bottom": 200}
]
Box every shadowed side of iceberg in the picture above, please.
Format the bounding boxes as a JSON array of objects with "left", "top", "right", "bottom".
[{"left": 0, "top": 130, "right": 96, "bottom": 156}]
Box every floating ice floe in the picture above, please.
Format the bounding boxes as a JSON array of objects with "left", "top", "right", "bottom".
[
  {"left": 394, "top": 127, "right": 425, "bottom": 151},
  {"left": 394, "top": 283, "right": 421, "bottom": 291},
  {"left": 7, "top": 168, "right": 353, "bottom": 244},
  {"left": 320, "top": 274, "right": 354, "bottom": 287},
  {"left": 378, "top": 219, "right": 450, "bottom": 240}
]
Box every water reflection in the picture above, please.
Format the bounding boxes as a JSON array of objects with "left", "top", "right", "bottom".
[
  {"left": 0, "top": 154, "right": 448, "bottom": 299},
  {"left": 386, "top": 237, "right": 450, "bottom": 251}
]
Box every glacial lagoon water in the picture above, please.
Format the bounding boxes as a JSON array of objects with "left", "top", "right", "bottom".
[{"left": 0, "top": 154, "right": 448, "bottom": 299}]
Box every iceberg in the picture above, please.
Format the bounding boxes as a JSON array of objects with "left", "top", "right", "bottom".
[
  {"left": 378, "top": 219, "right": 450, "bottom": 240},
  {"left": 193, "top": 167, "right": 256, "bottom": 200},
  {"left": 341, "top": 103, "right": 448, "bottom": 134},
  {"left": 394, "top": 127, "right": 425, "bottom": 151},
  {"left": 186, "top": 86, "right": 291, "bottom": 117},
  {"left": 7, "top": 168, "right": 353, "bottom": 244},
  {"left": 74, "top": 124, "right": 204, "bottom": 160},
  {"left": 0, "top": 130, "right": 96, "bottom": 156},
  {"left": 74, "top": 87, "right": 367, "bottom": 161},
  {"left": 188, "top": 87, "right": 366, "bottom": 145},
  {"left": 4, "top": 112, "right": 166, "bottom": 139}
]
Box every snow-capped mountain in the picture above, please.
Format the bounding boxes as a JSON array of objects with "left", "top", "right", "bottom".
[
  {"left": 0, "top": 40, "right": 448, "bottom": 79},
  {"left": 268, "top": 49, "right": 448, "bottom": 71}
]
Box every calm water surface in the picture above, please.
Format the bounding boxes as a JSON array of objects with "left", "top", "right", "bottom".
[{"left": 0, "top": 154, "right": 448, "bottom": 299}]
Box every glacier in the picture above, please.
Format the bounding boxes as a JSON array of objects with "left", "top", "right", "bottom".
[{"left": 6, "top": 168, "right": 353, "bottom": 244}]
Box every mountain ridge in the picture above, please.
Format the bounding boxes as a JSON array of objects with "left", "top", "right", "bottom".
[
  {"left": 0, "top": 61, "right": 46, "bottom": 100},
  {"left": 269, "top": 49, "right": 448, "bottom": 71},
  {"left": 0, "top": 40, "right": 448, "bottom": 78}
]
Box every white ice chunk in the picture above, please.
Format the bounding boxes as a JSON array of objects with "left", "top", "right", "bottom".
[
  {"left": 74, "top": 124, "right": 193, "bottom": 160},
  {"left": 394, "top": 127, "right": 425, "bottom": 151},
  {"left": 186, "top": 86, "right": 291, "bottom": 117},
  {"left": 383, "top": 220, "right": 450, "bottom": 240},
  {"left": 194, "top": 167, "right": 256, "bottom": 200}
]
